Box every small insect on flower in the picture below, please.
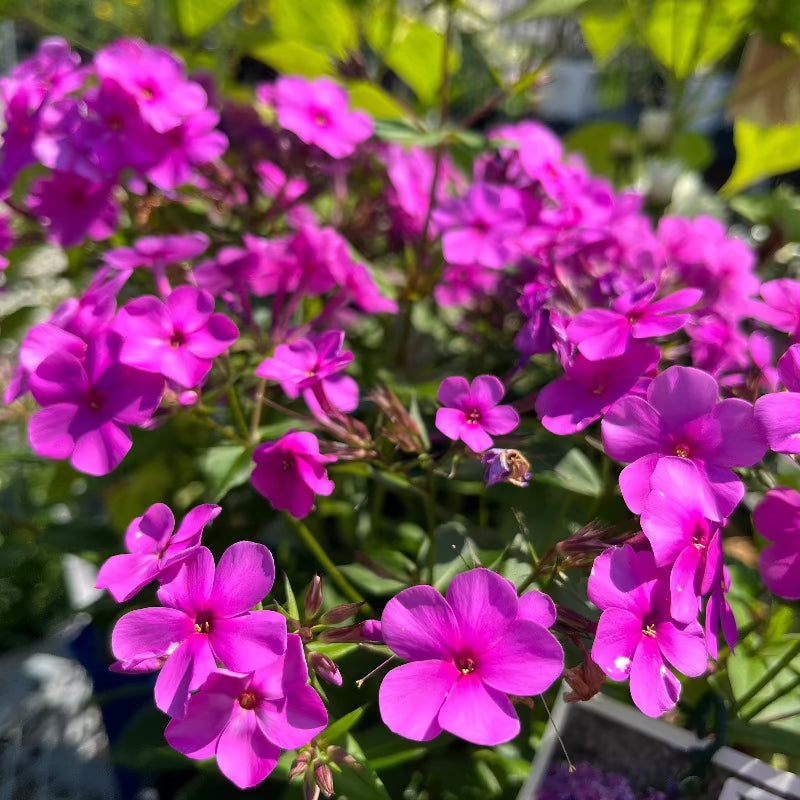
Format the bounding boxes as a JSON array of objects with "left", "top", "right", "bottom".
[{"left": 482, "top": 448, "right": 531, "bottom": 488}]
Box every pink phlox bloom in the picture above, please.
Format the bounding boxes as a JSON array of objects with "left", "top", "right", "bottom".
[
  {"left": 165, "top": 635, "right": 327, "bottom": 789},
  {"left": 6, "top": 37, "right": 83, "bottom": 105},
  {"left": 434, "top": 264, "right": 499, "bottom": 310},
  {"left": 0, "top": 83, "right": 43, "bottom": 192},
  {"left": 602, "top": 365, "right": 766, "bottom": 519},
  {"left": 435, "top": 375, "right": 519, "bottom": 453},
  {"left": 754, "top": 488, "right": 800, "bottom": 600},
  {"left": 111, "top": 541, "right": 287, "bottom": 719},
  {"left": 515, "top": 283, "right": 558, "bottom": 358},
  {"left": 754, "top": 384, "right": 800, "bottom": 455},
  {"left": 535, "top": 343, "right": 660, "bottom": 436},
  {"left": 251, "top": 431, "right": 336, "bottom": 519},
  {"left": 719, "top": 332, "right": 779, "bottom": 393},
  {"left": 106, "top": 233, "right": 210, "bottom": 275},
  {"left": 567, "top": 282, "right": 702, "bottom": 361},
  {"left": 96, "top": 502, "right": 221, "bottom": 602},
  {"left": 488, "top": 121, "right": 564, "bottom": 192},
  {"left": 378, "top": 568, "right": 563, "bottom": 746},
  {"left": 640, "top": 457, "right": 722, "bottom": 623},
  {"left": 588, "top": 545, "right": 707, "bottom": 718},
  {"left": 255, "top": 161, "right": 308, "bottom": 206},
  {"left": 95, "top": 39, "right": 207, "bottom": 133},
  {"left": 256, "top": 330, "right": 354, "bottom": 412},
  {"left": 28, "top": 171, "right": 119, "bottom": 248},
  {"left": 752, "top": 279, "right": 800, "bottom": 339},
  {"left": 687, "top": 314, "right": 749, "bottom": 378},
  {"left": 146, "top": 108, "right": 228, "bottom": 190},
  {"left": 433, "top": 183, "right": 526, "bottom": 269},
  {"left": 778, "top": 344, "right": 800, "bottom": 392},
  {"left": 114, "top": 286, "right": 239, "bottom": 388},
  {"left": 273, "top": 76, "right": 373, "bottom": 159},
  {"left": 28, "top": 331, "right": 164, "bottom": 476},
  {"left": 705, "top": 565, "right": 737, "bottom": 659}
]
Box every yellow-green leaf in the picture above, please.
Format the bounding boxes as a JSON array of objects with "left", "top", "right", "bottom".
[
  {"left": 723, "top": 118, "right": 800, "bottom": 194},
  {"left": 176, "top": 0, "right": 240, "bottom": 38},
  {"left": 249, "top": 40, "right": 335, "bottom": 77},
  {"left": 346, "top": 81, "right": 408, "bottom": 121},
  {"left": 267, "top": 0, "right": 358, "bottom": 58},
  {"left": 581, "top": 2, "right": 633, "bottom": 65}
]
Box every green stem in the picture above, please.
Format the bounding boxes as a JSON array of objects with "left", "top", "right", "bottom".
[
  {"left": 732, "top": 639, "right": 800, "bottom": 714},
  {"left": 742, "top": 668, "right": 800, "bottom": 722},
  {"left": 227, "top": 387, "right": 249, "bottom": 441},
  {"left": 425, "top": 470, "right": 438, "bottom": 583},
  {"left": 249, "top": 378, "right": 267, "bottom": 444},
  {"left": 285, "top": 515, "right": 374, "bottom": 615}
]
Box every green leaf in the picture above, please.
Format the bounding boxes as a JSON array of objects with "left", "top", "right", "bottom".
[
  {"left": 643, "top": 0, "right": 756, "bottom": 79},
  {"left": 346, "top": 81, "right": 408, "bottom": 120},
  {"left": 267, "top": 0, "right": 358, "bottom": 58},
  {"left": 320, "top": 706, "right": 366, "bottom": 743},
  {"left": 581, "top": 1, "right": 633, "bottom": 65},
  {"left": 249, "top": 40, "right": 335, "bottom": 77},
  {"left": 671, "top": 131, "right": 714, "bottom": 171},
  {"left": 176, "top": 0, "right": 240, "bottom": 38},
  {"left": 565, "top": 121, "right": 636, "bottom": 176},
  {"left": 334, "top": 733, "right": 392, "bottom": 800},
  {"left": 723, "top": 118, "right": 800, "bottom": 194},
  {"left": 727, "top": 718, "right": 800, "bottom": 757},
  {"left": 282, "top": 572, "right": 299, "bottom": 620},
  {"left": 537, "top": 448, "right": 603, "bottom": 496},
  {"left": 199, "top": 444, "right": 255, "bottom": 502},
  {"left": 505, "top": 0, "right": 592, "bottom": 22},
  {"left": 338, "top": 563, "right": 407, "bottom": 595}
]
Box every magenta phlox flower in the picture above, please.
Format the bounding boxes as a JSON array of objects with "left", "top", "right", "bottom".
[
  {"left": 113, "top": 286, "right": 239, "bottom": 388},
  {"left": 640, "top": 458, "right": 722, "bottom": 623},
  {"left": 434, "top": 264, "right": 500, "bottom": 309},
  {"left": 567, "top": 282, "right": 702, "bottom": 361},
  {"left": 28, "top": 331, "right": 164, "bottom": 476},
  {"left": 0, "top": 84, "right": 43, "bottom": 192},
  {"left": 705, "top": 565, "right": 737, "bottom": 659},
  {"left": 146, "top": 108, "right": 228, "bottom": 190},
  {"left": 251, "top": 431, "right": 336, "bottom": 519},
  {"left": 489, "top": 121, "right": 564, "bottom": 192},
  {"left": 778, "top": 344, "right": 800, "bottom": 391},
  {"left": 720, "top": 332, "right": 779, "bottom": 393},
  {"left": 536, "top": 343, "right": 660, "bottom": 435},
  {"left": 165, "top": 635, "right": 327, "bottom": 789},
  {"left": 379, "top": 568, "right": 563, "bottom": 745},
  {"left": 589, "top": 545, "right": 707, "bottom": 717},
  {"left": 5, "top": 37, "right": 83, "bottom": 105},
  {"left": 602, "top": 366, "right": 766, "bottom": 518},
  {"left": 752, "top": 279, "right": 800, "bottom": 338},
  {"left": 105, "top": 232, "right": 209, "bottom": 271},
  {"left": 96, "top": 502, "right": 221, "bottom": 602},
  {"left": 435, "top": 375, "right": 519, "bottom": 453},
  {"left": 273, "top": 76, "right": 372, "bottom": 159},
  {"left": 255, "top": 161, "right": 308, "bottom": 205},
  {"left": 753, "top": 488, "right": 800, "bottom": 600},
  {"left": 753, "top": 344, "right": 800, "bottom": 454},
  {"left": 433, "top": 183, "right": 526, "bottom": 269},
  {"left": 95, "top": 39, "right": 207, "bottom": 133},
  {"left": 687, "top": 315, "right": 749, "bottom": 378},
  {"left": 28, "top": 171, "right": 119, "bottom": 247},
  {"left": 255, "top": 330, "right": 353, "bottom": 410},
  {"left": 111, "top": 541, "right": 287, "bottom": 719}
]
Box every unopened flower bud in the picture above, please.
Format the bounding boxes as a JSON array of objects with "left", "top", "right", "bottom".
[
  {"left": 482, "top": 448, "right": 531, "bottom": 488},
  {"left": 310, "top": 653, "right": 343, "bottom": 687},
  {"left": 328, "top": 745, "right": 363, "bottom": 770},
  {"left": 360, "top": 619, "right": 384, "bottom": 643},
  {"left": 317, "top": 623, "right": 363, "bottom": 643},
  {"left": 320, "top": 601, "right": 363, "bottom": 624},
  {"left": 315, "top": 762, "right": 335, "bottom": 797},
  {"left": 305, "top": 575, "right": 324, "bottom": 620},
  {"left": 289, "top": 752, "right": 311, "bottom": 781},
  {"left": 564, "top": 641, "right": 606, "bottom": 702},
  {"left": 304, "top": 771, "right": 320, "bottom": 800}
]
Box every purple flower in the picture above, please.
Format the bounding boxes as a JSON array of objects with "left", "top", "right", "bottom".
[
  {"left": 28, "top": 332, "right": 164, "bottom": 476},
  {"left": 753, "top": 351, "right": 800, "bottom": 452},
  {"left": 111, "top": 542, "right": 287, "bottom": 718},
  {"left": 165, "top": 635, "right": 327, "bottom": 789},
  {"left": 28, "top": 172, "right": 119, "bottom": 248},
  {"left": 105, "top": 233, "right": 210, "bottom": 272},
  {"left": 752, "top": 279, "right": 800, "bottom": 338},
  {"left": 113, "top": 287, "right": 239, "bottom": 388},
  {"left": 273, "top": 76, "right": 373, "bottom": 159},
  {"left": 255, "top": 331, "right": 355, "bottom": 413},
  {"left": 639, "top": 458, "right": 722, "bottom": 623},
  {"left": 705, "top": 565, "right": 737, "bottom": 659},
  {"left": 435, "top": 375, "right": 519, "bottom": 453},
  {"left": 95, "top": 39, "right": 207, "bottom": 133},
  {"left": 589, "top": 545, "right": 707, "bottom": 717},
  {"left": 482, "top": 448, "right": 532, "bottom": 488},
  {"left": 602, "top": 366, "right": 766, "bottom": 518},
  {"left": 567, "top": 283, "right": 702, "bottom": 361},
  {"left": 754, "top": 488, "right": 800, "bottom": 600},
  {"left": 433, "top": 183, "right": 526, "bottom": 269},
  {"left": 95, "top": 502, "right": 221, "bottom": 602},
  {"left": 378, "top": 568, "right": 563, "bottom": 745},
  {"left": 536, "top": 343, "right": 660, "bottom": 436},
  {"left": 251, "top": 432, "right": 336, "bottom": 519}
]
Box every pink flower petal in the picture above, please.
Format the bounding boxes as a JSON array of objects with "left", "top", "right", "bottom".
[
  {"left": 111, "top": 606, "right": 194, "bottom": 661},
  {"left": 460, "top": 423, "right": 494, "bottom": 453},
  {"left": 588, "top": 545, "right": 655, "bottom": 614},
  {"left": 29, "top": 404, "right": 78, "bottom": 460},
  {"left": 210, "top": 611, "right": 287, "bottom": 672},
  {"left": 256, "top": 684, "right": 327, "bottom": 749},
  {"left": 446, "top": 569, "right": 517, "bottom": 654},
  {"left": 479, "top": 620, "right": 563, "bottom": 695},
  {"left": 481, "top": 405, "right": 520, "bottom": 435},
  {"left": 755, "top": 392, "right": 800, "bottom": 454},
  {"left": 669, "top": 546, "right": 702, "bottom": 623},
  {"left": 618, "top": 454, "right": 660, "bottom": 514},
  {"left": 126, "top": 503, "right": 175, "bottom": 553},
  {"left": 602, "top": 396, "right": 663, "bottom": 463},
  {"left": 591, "top": 608, "right": 641, "bottom": 680},
  {"left": 469, "top": 375, "right": 505, "bottom": 408},
  {"left": 382, "top": 585, "right": 460, "bottom": 661},
  {"left": 95, "top": 553, "right": 158, "bottom": 602},
  {"left": 157, "top": 547, "right": 215, "bottom": 614},
  {"left": 155, "top": 636, "right": 217, "bottom": 718},
  {"left": 71, "top": 421, "right": 132, "bottom": 476},
  {"left": 760, "top": 541, "right": 800, "bottom": 600},
  {"left": 755, "top": 488, "right": 800, "bottom": 543},
  {"left": 656, "top": 620, "right": 707, "bottom": 677},
  {"left": 210, "top": 541, "right": 276, "bottom": 617},
  {"left": 438, "top": 673, "right": 519, "bottom": 745},
  {"left": 706, "top": 399, "right": 766, "bottom": 467},
  {"left": 29, "top": 351, "right": 88, "bottom": 405},
  {"left": 435, "top": 407, "right": 466, "bottom": 441},
  {"left": 646, "top": 366, "right": 718, "bottom": 429},
  {"left": 517, "top": 591, "right": 556, "bottom": 627},
  {"left": 216, "top": 707, "right": 281, "bottom": 789},
  {"left": 629, "top": 638, "right": 680, "bottom": 717},
  {"left": 437, "top": 376, "right": 470, "bottom": 408}
]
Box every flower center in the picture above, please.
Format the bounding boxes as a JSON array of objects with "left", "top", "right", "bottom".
[
  {"left": 140, "top": 83, "right": 156, "bottom": 101},
  {"left": 674, "top": 444, "right": 691, "bottom": 458},
  {"left": 282, "top": 457, "right": 293, "bottom": 471},
  {"left": 194, "top": 611, "right": 212, "bottom": 634},
  {"left": 642, "top": 623, "right": 657, "bottom": 638},
  {"left": 466, "top": 409, "right": 482, "bottom": 425},
  {"left": 238, "top": 691, "right": 257, "bottom": 710},
  {"left": 592, "top": 383, "right": 606, "bottom": 396},
  {"left": 456, "top": 655, "right": 476, "bottom": 675},
  {"left": 87, "top": 388, "right": 103, "bottom": 412},
  {"left": 170, "top": 331, "right": 186, "bottom": 348},
  {"left": 313, "top": 110, "right": 330, "bottom": 128}
]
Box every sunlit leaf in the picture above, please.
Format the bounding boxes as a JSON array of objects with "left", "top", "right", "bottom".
[
  {"left": 176, "top": 0, "right": 240, "bottom": 38},
  {"left": 723, "top": 118, "right": 800, "bottom": 194}
]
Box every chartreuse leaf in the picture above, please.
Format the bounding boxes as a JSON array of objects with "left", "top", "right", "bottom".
[
  {"left": 176, "top": 0, "right": 240, "bottom": 38},
  {"left": 642, "top": 0, "right": 756, "bottom": 79},
  {"left": 536, "top": 448, "right": 603, "bottom": 497},
  {"left": 724, "top": 119, "right": 800, "bottom": 194},
  {"left": 249, "top": 40, "right": 335, "bottom": 77},
  {"left": 346, "top": 81, "right": 408, "bottom": 120},
  {"left": 267, "top": 0, "right": 358, "bottom": 58},
  {"left": 320, "top": 706, "right": 367, "bottom": 743},
  {"left": 581, "top": 0, "right": 633, "bottom": 64}
]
